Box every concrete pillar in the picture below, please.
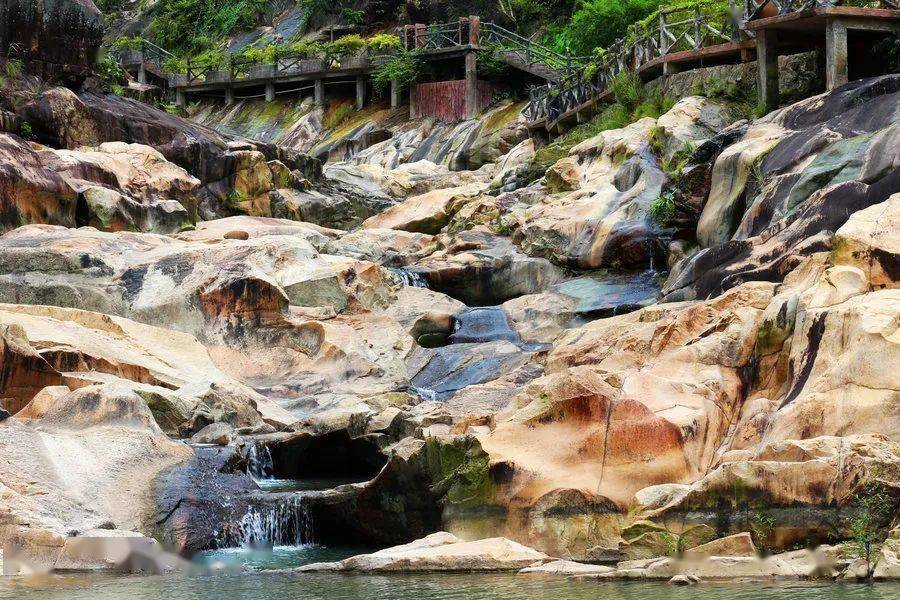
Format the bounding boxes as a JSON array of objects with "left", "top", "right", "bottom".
[
  {"left": 225, "top": 86, "right": 235, "bottom": 105},
  {"left": 138, "top": 63, "right": 147, "bottom": 85},
  {"left": 390, "top": 78, "right": 401, "bottom": 109},
  {"left": 755, "top": 28, "right": 779, "bottom": 113},
  {"left": 356, "top": 76, "right": 366, "bottom": 110},
  {"left": 409, "top": 83, "right": 417, "bottom": 119},
  {"left": 314, "top": 79, "right": 325, "bottom": 106},
  {"left": 464, "top": 50, "right": 478, "bottom": 119},
  {"left": 825, "top": 18, "right": 849, "bottom": 90},
  {"left": 175, "top": 88, "right": 186, "bottom": 109},
  {"left": 265, "top": 82, "right": 275, "bottom": 102}
]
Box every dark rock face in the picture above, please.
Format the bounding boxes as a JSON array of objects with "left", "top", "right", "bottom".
[
  {"left": 663, "top": 75, "right": 900, "bottom": 301},
  {"left": 0, "top": 0, "right": 103, "bottom": 85},
  {"left": 20, "top": 90, "right": 234, "bottom": 185}
]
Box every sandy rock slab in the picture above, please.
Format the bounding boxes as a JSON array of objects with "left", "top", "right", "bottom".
[{"left": 297, "top": 532, "right": 551, "bottom": 573}]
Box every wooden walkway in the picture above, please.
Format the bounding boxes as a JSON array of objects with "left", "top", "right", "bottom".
[
  {"left": 524, "top": 0, "right": 899, "bottom": 135},
  {"left": 114, "top": 4, "right": 899, "bottom": 128},
  {"left": 115, "top": 18, "right": 581, "bottom": 112}
]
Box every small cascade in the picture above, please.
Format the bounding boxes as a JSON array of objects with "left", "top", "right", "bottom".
[
  {"left": 246, "top": 443, "right": 274, "bottom": 481},
  {"left": 390, "top": 267, "right": 429, "bottom": 288},
  {"left": 220, "top": 495, "right": 314, "bottom": 549}
]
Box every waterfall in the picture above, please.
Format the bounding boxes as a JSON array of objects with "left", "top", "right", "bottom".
[
  {"left": 390, "top": 267, "right": 429, "bottom": 288},
  {"left": 220, "top": 495, "right": 314, "bottom": 549},
  {"left": 246, "top": 443, "right": 274, "bottom": 481}
]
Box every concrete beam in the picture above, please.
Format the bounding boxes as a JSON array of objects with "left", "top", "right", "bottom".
[
  {"left": 265, "top": 82, "right": 275, "bottom": 102},
  {"left": 356, "top": 76, "right": 366, "bottom": 110},
  {"left": 390, "top": 78, "right": 401, "bottom": 109},
  {"left": 825, "top": 18, "right": 849, "bottom": 90},
  {"left": 464, "top": 51, "right": 478, "bottom": 119},
  {"left": 755, "top": 28, "right": 779, "bottom": 113},
  {"left": 314, "top": 79, "right": 325, "bottom": 106}
]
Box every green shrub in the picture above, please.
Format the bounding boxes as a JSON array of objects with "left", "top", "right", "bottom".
[
  {"left": 545, "top": 0, "right": 662, "bottom": 55},
  {"left": 19, "top": 121, "right": 34, "bottom": 141},
  {"left": 342, "top": 7, "right": 364, "bottom": 25},
  {"left": 286, "top": 40, "right": 323, "bottom": 58},
  {"left": 649, "top": 190, "right": 677, "bottom": 224},
  {"left": 95, "top": 52, "right": 127, "bottom": 91},
  {"left": 367, "top": 33, "right": 401, "bottom": 54},
  {"left": 324, "top": 34, "right": 367, "bottom": 60},
  {"left": 476, "top": 45, "right": 509, "bottom": 77},
  {"left": 372, "top": 51, "right": 420, "bottom": 94},
  {"left": 163, "top": 56, "right": 189, "bottom": 74},
  {"left": 4, "top": 58, "right": 23, "bottom": 79},
  {"left": 112, "top": 36, "right": 143, "bottom": 51},
  {"left": 849, "top": 473, "right": 897, "bottom": 559},
  {"left": 610, "top": 70, "right": 644, "bottom": 110},
  {"left": 150, "top": 0, "right": 270, "bottom": 54},
  {"left": 241, "top": 43, "right": 279, "bottom": 64}
]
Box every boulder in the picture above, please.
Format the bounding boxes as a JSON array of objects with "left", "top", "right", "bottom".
[
  {"left": 0, "top": 385, "right": 192, "bottom": 570},
  {"left": 362, "top": 185, "right": 482, "bottom": 234},
  {"left": 0, "top": 303, "right": 292, "bottom": 434},
  {"left": 0, "top": 134, "right": 78, "bottom": 231},
  {"left": 655, "top": 96, "right": 737, "bottom": 161},
  {"left": 685, "top": 532, "right": 757, "bottom": 557},
  {"left": 519, "top": 559, "right": 614, "bottom": 576},
  {"left": 408, "top": 229, "right": 564, "bottom": 305},
  {"left": 832, "top": 193, "right": 898, "bottom": 288},
  {"left": 664, "top": 74, "right": 900, "bottom": 301},
  {"left": 513, "top": 116, "right": 668, "bottom": 270},
  {"left": 189, "top": 422, "right": 234, "bottom": 446},
  {"left": 298, "top": 532, "right": 551, "bottom": 572}
]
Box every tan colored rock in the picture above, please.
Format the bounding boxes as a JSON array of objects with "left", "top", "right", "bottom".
[
  {"left": 832, "top": 193, "right": 899, "bottom": 288},
  {"left": 362, "top": 185, "right": 482, "bottom": 234},
  {"left": 759, "top": 289, "right": 900, "bottom": 443},
  {"left": 0, "top": 303, "right": 293, "bottom": 433},
  {"left": 874, "top": 536, "right": 900, "bottom": 580},
  {"left": 655, "top": 96, "right": 736, "bottom": 160},
  {"left": 298, "top": 532, "right": 551, "bottom": 572},
  {"left": 519, "top": 559, "right": 614, "bottom": 576},
  {"left": 0, "top": 385, "right": 192, "bottom": 570},
  {"left": 685, "top": 532, "right": 757, "bottom": 558}
]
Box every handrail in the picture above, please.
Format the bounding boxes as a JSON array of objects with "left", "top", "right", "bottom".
[{"left": 524, "top": 2, "right": 749, "bottom": 124}]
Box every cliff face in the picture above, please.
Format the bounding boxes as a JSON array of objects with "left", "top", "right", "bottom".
[{"left": 0, "top": 0, "right": 103, "bottom": 84}]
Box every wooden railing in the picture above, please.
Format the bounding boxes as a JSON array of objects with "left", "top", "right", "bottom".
[
  {"left": 110, "top": 39, "right": 174, "bottom": 73},
  {"left": 744, "top": 0, "right": 898, "bottom": 21},
  {"left": 524, "top": 3, "right": 745, "bottom": 123},
  {"left": 402, "top": 18, "right": 588, "bottom": 77},
  {"left": 170, "top": 52, "right": 386, "bottom": 87}
]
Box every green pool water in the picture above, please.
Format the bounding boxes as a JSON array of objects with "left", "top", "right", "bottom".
[{"left": 2, "top": 572, "right": 897, "bottom": 600}]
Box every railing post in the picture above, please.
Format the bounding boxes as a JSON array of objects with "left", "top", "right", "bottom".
[
  {"left": 659, "top": 11, "right": 667, "bottom": 56},
  {"left": 694, "top": 7, "right": 703, "bottom": 50},
  {"left": 414, "top": 24, "right": 427, "bottom": 49},
  {"left": 469, "top": 15, "right": 480, "bottom": 47}
]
